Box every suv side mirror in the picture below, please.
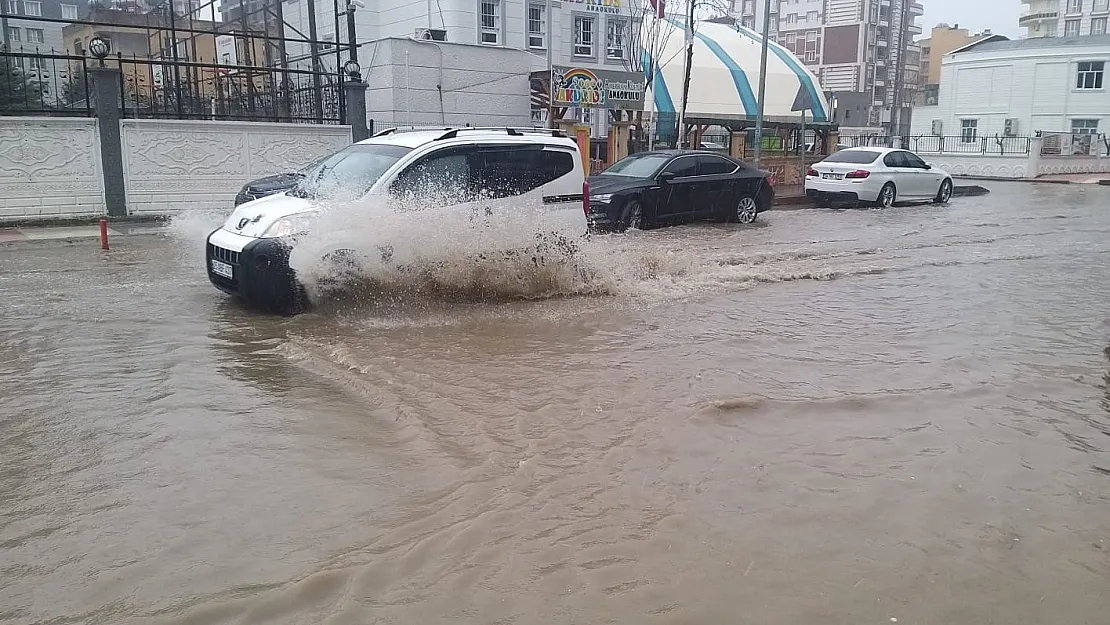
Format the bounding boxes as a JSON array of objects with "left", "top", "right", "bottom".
[
  {"left": 923, "top": 162, "right": 933, "bottom": 170},
  {"left": 657, "top": 171, "right": 676, "bottom": 183}
]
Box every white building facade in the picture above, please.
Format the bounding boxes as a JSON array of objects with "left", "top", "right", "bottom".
[
  {"left": 910, "top": 35, "right": 1110, "bottom": 145},
  {"left": 1020, "top": 0, "right": 1110, "bottom": 39},
  {"left": 278, "top": 0, "right": 649, "bottom": 134}
]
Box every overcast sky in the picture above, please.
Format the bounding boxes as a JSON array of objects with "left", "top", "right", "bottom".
[{"left": 919, "top": 0, "right": 1024, "bottom": 39}]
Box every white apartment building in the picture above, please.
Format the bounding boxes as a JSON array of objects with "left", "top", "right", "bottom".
[
  {"left": 278, "top": 0, "right": 649, "bottom": 133},
  {"left": 1021, "top": 0, "right": 1110, "bottom": 39},
  {"left": 911, "top": 35, "right": 1110, "bottom": 147},
  {"left": 730, "top": 0, "right": 923, "bottom": 130}
]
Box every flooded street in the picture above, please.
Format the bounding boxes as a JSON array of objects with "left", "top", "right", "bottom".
[{"left": 3, "top": 181, "right": 1110, "bottom": 625}]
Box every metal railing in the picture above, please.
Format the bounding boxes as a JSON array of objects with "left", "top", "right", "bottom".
[
  {"left": 904, "top": 135, "right": 1032, "bottom": 155},
  {"left": 0, "top": 50, "right": 93, "bottom": 116},
  {"left": 1040, "top": 131, "right": 1109, "bottom": 157},
  {"left": 115, "top": 55, "right": 341, "bottom": 123}
]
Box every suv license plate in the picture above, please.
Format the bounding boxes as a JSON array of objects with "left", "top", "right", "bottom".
[
  {"left": 821, "top": 173, "right": 844, "bottom": 180},
  {"left": 210, "top": 259, "right": 234, "bottom": 279}
]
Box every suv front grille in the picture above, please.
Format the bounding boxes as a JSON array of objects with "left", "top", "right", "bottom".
[{"left": 208, "top": 243, "right": 240, "bottom": 265}]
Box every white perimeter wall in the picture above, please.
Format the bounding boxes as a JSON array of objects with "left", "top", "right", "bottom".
[
  {"left": 121, "top": 120, "right": 352, "bottom": 214},
  {"left": 923, "top": 154, "right": 1032, "bottom": 179},
  {"left": 0, "top": 117, "right": 106, "bottom": 221}
]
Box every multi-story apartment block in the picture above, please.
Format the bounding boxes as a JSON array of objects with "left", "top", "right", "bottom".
[
  {"left": 732, "top": 0, "right": 923, "bottom": 131},
  {"left": 916, "top": 23, "right": 995, "bottom": 106},
  {"left": 1021, "top": 0, "right": 1110, "bottom": 39},
  {"left": 2, "top": 0, "right": 71, "bottom": 54}
]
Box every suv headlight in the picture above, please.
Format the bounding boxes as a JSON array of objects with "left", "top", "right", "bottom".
[
  {"left": 261, "top": 212, "right": 317, "bottom": 238},
  {"left": 592, "top": 193, "right": 613, "bottom": 203}
]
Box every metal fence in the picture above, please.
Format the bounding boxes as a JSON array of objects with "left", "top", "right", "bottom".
[
  {"left": 116, "top": 56, "right": 341, "bottom": 123},
  {"left": 1040, "top": 131, "right": 1109, "bottom": 157},
  {"left": 2, "top": 49, "right": 342, "bottom": 123},
  {"left": 904, "top": 135, "right": 1032, "bottom": 155},
  {"left": 0, "top": 51, "right": 93, "bottom": 116}
]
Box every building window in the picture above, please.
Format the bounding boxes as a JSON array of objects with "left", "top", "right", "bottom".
[
  {"left": 806, "top": 10, "right": 818, "bottom": 22},
  {"left": 786, "top": 31, "right": 796, "bottom": 44},
  {"left": 1072, "top": 119, "right": 1100, "bottom": 135},
  {"left": 6, "top": 0, "right": 18, "bottom": 14},
  {"left": 1066, "top": 0, "right": 1083, "bottom": 13},
  {"left": 480, "top": 0, "right": 501, "bottom": 45},
  {"left": 574, "top": 15, "right": 595, "bottom": 57},
  {"left": 742, "top": 16, "right": 755, "bottom": 28},
  {"left": 606, "top": 18, "right": 627, "bottom": 60},
  {"left": 769, "top": 14, "right": 779, "bottom": 31},
  {"left": 786, "top": 13, "right": 797, "bottom": 24},
  {"left": 742, "top": 0, "right": 754, "bottom": 15},
  {"left": 960, "top": 119, "right": 978, "bottom": 143},
  {"left": 6, "top": 27, "right": 19, "bottom": 42},
  {"left": 73, "top": 39, "right": 83, "bottom": 54},
  {"left": 61, "top": 3, "right": 77, "bottom": 19},
  {"left": 1076, "top": 61, "right": 1104, "bottom": 89},
  {"left": 805, "top": 50, "right": 817, "bottom": 62},
  {"left": 1092, "top": 17, "right": 1108, "bottom": 34},
  {"left": 1064, "top": 19, "right": 1081, "bottom": 36},
  {"left": 527, "top": 3, "right": 545, "bottom": 48},
  {"left": 22, "top": 0, "right": 39, "bottom": 15},
  {"left": 806, "top": 30, "right": 817, "bottom": 42},
  {"left": 26, "top": 28, "right": 44, "bottom": 44},
  {"left": 1095, "top": 0, "right": 1109, "bottom": 12}
]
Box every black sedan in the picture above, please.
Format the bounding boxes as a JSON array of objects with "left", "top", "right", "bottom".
[
  {"left": 587, "top": 150, "right": 775, "bottom": 232},
  {"left": 232, "top": 155, "right": 329, "bottom": 206}
]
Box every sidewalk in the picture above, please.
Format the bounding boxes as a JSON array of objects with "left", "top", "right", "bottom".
[{"left": 0, "top": 222, "right": 165, "bottom": 244}]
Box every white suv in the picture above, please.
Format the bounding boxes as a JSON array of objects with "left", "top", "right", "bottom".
[{"left": 205, "top": 127, "right": 589, "bottom": 314}]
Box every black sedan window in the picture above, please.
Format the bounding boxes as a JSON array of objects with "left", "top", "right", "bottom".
[
  {"left": 663, "top": 157, "right": 698, "bottom": 177},
  {"left": 695, "top": 155, "right": 738, "bottom": 175},
  {"left": 603, "top": 153, "right": 672, "bottom": 177}
]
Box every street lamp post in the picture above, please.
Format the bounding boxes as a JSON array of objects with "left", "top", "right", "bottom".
[{"left": 753, "top": 0, "right": 772, "bottom": 168}]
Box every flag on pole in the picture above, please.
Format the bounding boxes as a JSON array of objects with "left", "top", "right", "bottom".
[{"left": 648, "top": 0, "right": 665, "bottom": 18}]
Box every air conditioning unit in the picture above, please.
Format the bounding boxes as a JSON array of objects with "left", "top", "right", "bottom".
[
  {"left": 1004, "top": 118, "right": 1018, "bottom": 136},
  {"left": 931, "top": 119, "right": 943, "bottom": 135},
  {"left": 415, "top": 28, "right": 448, "bottom": 41}
]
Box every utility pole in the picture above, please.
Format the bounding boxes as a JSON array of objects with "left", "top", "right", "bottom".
[
  {"left": 677, "top": 0, "right": 694, "bottom": 148},
  {"left": 753, "top": 0, "right": 772, "bottom": 167}
]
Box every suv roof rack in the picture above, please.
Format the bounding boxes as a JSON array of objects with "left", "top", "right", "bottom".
[
  {"left": 373, "top": 126, "right": 453, "bottom": 137},
  {"left": 434, "top": 127, "right": 567, "bottom": 141}
]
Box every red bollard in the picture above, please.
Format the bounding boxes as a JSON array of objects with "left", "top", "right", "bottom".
[{"left": 99, "top": 218, "right": 109, "bottom": 251}]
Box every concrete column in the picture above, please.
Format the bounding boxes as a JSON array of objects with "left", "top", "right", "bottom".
[
  {"left": 88, "top": 67, "right": 126, "bottom": 217},
  {"left": 730, "top": 131, "right": 747, "bottom": 160},
  {"left": 828, "top": 131, "right": 841, "bottom": 153},
  {"left": 344, "top": 80, "right": 369, "bottom": 142},
  {"left": 1027, "top": 136, "right": 1044, "bottom": 179}
]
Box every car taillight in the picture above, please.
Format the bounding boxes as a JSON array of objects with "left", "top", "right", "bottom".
[
  {"left": 805, "top": 167, "right": 818, "bottom": 177},
  {"left": 582, "top": 180, "right": 590, "bottom": 216},
  {"left": 845, "top": 169, "right": 871, "bottom": 179}
]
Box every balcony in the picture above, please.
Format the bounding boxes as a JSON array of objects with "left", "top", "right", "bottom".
[{"left": 1019, "top": 10, "right": 1060, "bottom": 25}]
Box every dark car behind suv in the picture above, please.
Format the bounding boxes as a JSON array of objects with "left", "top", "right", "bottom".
[{"left": 587, "top": 150, "right": 774, "bottom": 232}]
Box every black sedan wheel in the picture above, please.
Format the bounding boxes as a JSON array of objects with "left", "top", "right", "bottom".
[
  {"left": 619, "top": 198, "right": 644, "bottom": 232},
  {"left": 735, "top": 196, "right": 759, "bottom": 224}
]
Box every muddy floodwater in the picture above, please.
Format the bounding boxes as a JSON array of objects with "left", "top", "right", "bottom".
[{"left": 3, "top": 182, "right": 1110, "bottom": 625}]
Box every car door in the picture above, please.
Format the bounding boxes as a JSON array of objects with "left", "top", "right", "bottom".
[
  {"left": 693, "top": 154, "right": 739, "bottom": 217},
  {"left": 901, "top": 151, "right": 942, "bottom": 198},
  {"left": 657, "top": 155, "right": 700, "bottom": 221},
  {"left": 881, "top": 151, "right": 913, "bottom": 198}
]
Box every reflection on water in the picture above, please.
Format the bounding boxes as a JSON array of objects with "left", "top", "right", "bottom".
[{"left": 2, "top": 182, "right": 1110, "bottom": 625}]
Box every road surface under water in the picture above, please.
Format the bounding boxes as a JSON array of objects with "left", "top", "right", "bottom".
[{"left": 2, "top": 182, "right": 1110, "bottom": 625}]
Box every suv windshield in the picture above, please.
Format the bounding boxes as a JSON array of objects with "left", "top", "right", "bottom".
[
  {"left": 292, "top": 144, "right": 413, "bottom": 199},
  {"left": 823, "top": 149, "right": 882, "bottom": 164},
  {"left": 602, "top": 153, "right": 672, "bottom": 178}
]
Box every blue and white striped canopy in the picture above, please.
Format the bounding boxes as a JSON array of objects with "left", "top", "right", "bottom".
[{"left": 641, "top": 19, "right": 830, "bottom": 124}]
